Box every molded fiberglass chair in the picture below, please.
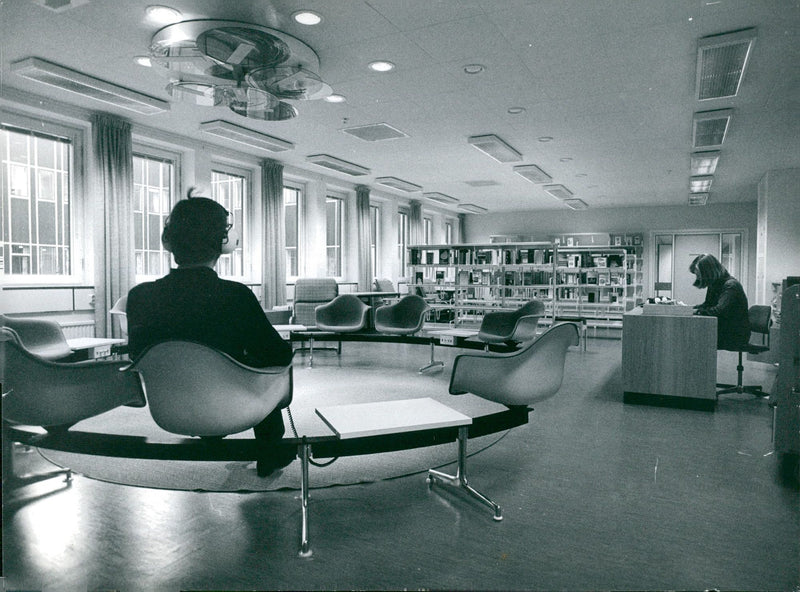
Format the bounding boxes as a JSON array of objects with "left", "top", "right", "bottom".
[
  {"left": 716, "top": 304, "right": 773, "bottom": 398},
  {"left": 427, "top": 322, "right": 580, "bottom": 520},
  {"left": 374, "top": 294, "right": 430, "bottom": 336},
  {"left": 477, "top": 299, "right": 546, "bottom": 347},
  {"left": 1, "top": 327, "right": 146, "bottom": 485},
  {"left": 130, "top": 340, "right": 293, "bottom": 438},
  {"left": 109, "top": 295, "right": 128, "bottom": 339},
  {"left": 315, "top": 294, "right": 371, "bottom": 333},
  {"left": 0, "top": 314, "right": 72, "bottom": 361},
  {"left": 291, "top": 278, "right": 338, "bottom": 327}
]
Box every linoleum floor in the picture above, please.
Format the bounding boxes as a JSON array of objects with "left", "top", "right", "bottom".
[{"left": 2, "top": 338, "right": 798, "bottom": 592}]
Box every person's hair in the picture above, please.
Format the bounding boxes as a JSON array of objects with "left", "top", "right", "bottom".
[
  {"left": 689, "top": 253, "right": 729, "bottom": 288},
  {"left": 161, "top": 189, "right": 229, "bottom": 266}
]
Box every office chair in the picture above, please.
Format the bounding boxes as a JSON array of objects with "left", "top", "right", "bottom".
[
  {"left": 130, "top": 340, "right": 292, "bottom": 438},
  {"left": 716, "top": 305, "right": 772, "bottom": 397},
  {"left": 1, "top": 314, "right": 73, "bottom": 361},
  {"left": 110, "top": 295, "right": 128, "bottom": 338},
  {"left": 427, "top": 322, "right": 580, "bottom": 520},
  {"left": 477, "top": 299, "right": 546, "bottom": 347}
]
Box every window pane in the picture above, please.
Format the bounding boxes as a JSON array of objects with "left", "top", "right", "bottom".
[
  {"left": 326, "top": 197, "right": 342, "bottom": 277},
  {"left": 212, "top": 169, "right": 247, "bottom": 278},
  {"left": 2, "top": 127, "right": 71, "bottom": 276},
  {"left": 133, "top": 154, "right": 173, "bottom": 277},
  {"left": 284, "top": 186, "right": 300, "bottom": 276}
]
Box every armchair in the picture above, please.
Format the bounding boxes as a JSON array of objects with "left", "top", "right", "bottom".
[
  {"left": 291, "top": 278, "right": 338, "bottom": 327},
  {"left": 315, "top": 294, "right": 371, "bottom": 333},
  {"left": 477, "top": 299, "right": 546, "bottom": 347},
  {"left": 374, "top": 295, "right": 430, "bottom": 335},
  {"left": 1, "top": 314, "right": 72, "bottom": 361}
]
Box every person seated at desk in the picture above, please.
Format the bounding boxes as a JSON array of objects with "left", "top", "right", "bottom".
[
  {"left": 689, "top": 253, "right": 750, "bottom": 350},
  {"left": 127, "top": 190, "right": 295, "bottom": 477}
]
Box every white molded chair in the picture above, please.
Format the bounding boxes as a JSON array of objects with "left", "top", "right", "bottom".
[
  {"left": 110, "top": 295, "right": 128, "bottom": 339},
  {"left": 0, "top": 314, "right": 72, "bottom": 361},
  {"left": 130, "top": 340, "right": 293, "bottom": 438},
  {"left": 477, "top": 299, "right": 546, "bottom": 347},
  {"left": 428, "top": 322, "right": 580, "bottom": 520}
]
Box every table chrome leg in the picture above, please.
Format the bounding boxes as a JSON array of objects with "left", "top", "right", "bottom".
[
  {"left": 308, "top": 337, "right": 314, "bottom": 368},
  {"left": 427, "top": 426, "right": 503, "bottom": 521},
  {"left": 418, "top": 340, "right": 445, "bottom": 373},
  {"left": 298, "top": 440, "right": 313, "bottom": 558}
]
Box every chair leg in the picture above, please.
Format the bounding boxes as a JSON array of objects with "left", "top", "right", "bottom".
[
  {"left": 2, "top": 435, "right": 72, "bottom": 488},
  {"left": 418, "top": 340, "right": 445, "bottom": 373},
  {"left": 716, "top": 351, "right": 769, "bottom": 397},
  {"left": 298, "top": 440, "right": 313, "bottom": 558},
  {"left": 427, "top": 426, "right": 503, "bottom": 521}
]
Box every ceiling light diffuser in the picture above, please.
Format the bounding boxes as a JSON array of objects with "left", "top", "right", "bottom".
[
  {"left": 689, "top": 175, "right": 714, "bottom": 193},
  {"left": 688, "top": 193, "right": 709, "bottom": 206},
  {"left": 199, "top": 120, "right": 294, "bottom": 152},
  {"left": 457, "top": 203, "right": 488, "bottom": 214},
  {"left": 145, "top": 5, "right": 182, "bottom": 25},
  {"left": 693, "top": 109, "right": 732, "bottom": 148},
  {"left": 513, "top": 164, "right": 552, "bottom": 184},
  {"left": 324, "top": 94, "right": 346, "bottom": 103},
  {"left": 306, "top": 154, "right": 370, "bottom": 176},
  {"left": 468, "top": 134, "right": 522, "bottom": 163},
  {"left": 369, "top": 61, "right": 395, "bottom": 72},
  {"left": 563, "top": 199, "right": 589, "bottom": 210},
  {"left": 696, "top": 28, "right": 756, "bottom": 100},
  {"left": 423, "top": 192, "right": 460, "bottom": 205},
  {"left": 463, "top": 64, "right": 485, "bottom": 74},
  {"left": 542, "top": 184, "right": 574, "bottom": 200},
  {"left": 293, "top": 10, "right": 322, "bottom": 25},
  {"left": 376, "top": 177, "right": 422, "bottom": 193},
  {"left": 690, "top": 151, "right": 720, "bottom": 176}
]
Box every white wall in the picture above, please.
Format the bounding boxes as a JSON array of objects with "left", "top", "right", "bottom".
[{"left": 757, "top": 167, "right": 800, "bottom": 304}]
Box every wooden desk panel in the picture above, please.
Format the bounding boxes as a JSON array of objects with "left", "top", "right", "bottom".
[{"left": 622, "top": 308, "right": 717, "bottom": 409}]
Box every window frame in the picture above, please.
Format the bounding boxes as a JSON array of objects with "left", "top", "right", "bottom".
[
  {"left": 325, "top": 193, "right": 345, "bottom": 278},
  {"left": 397, "top": 208, "right": 409, "bottom": 279},
  {"left": 283, "top": 181, "right": 303, "bottom": 281},
  {"left": 370, "top": 204, "right": 380, "bottom": 280},
  {"left": 211, "top": 162, "right": 252, "bottom": 282},
  {"left": 0, "top": 115, "right": 86, "bottom": 286}
]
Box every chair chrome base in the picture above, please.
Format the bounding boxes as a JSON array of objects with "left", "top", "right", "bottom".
[
  {"left": 716, "top": 351, "right": 769, "bottom": 397},
  {"left": 427, "top": 426, "right": 503, "bottom": 521},
  {"left": 418, "top": 341, "right": 445, "bottom": 374}
]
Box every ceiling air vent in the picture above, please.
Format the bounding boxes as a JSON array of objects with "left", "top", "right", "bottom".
[
  {"left": 306, "top": 154, "right": 370, "bottom": 176},
  {"left": 341, "top": 123, "right": 408, "bottom": 142},
  {"left": 696, "top": 28, "right": 756, "bottom": 100},
  {"left": 513, "top": 164, "right": 552, "bottom": 184},
  {"left": 11, "top": 57, "right": 169, "bottom": 115},
  {"left": 688, "top": 193, "right": 709, "bottom": 206},
  {"left": 690, "top": 151, "right": 720, "bottom": 176},
  {"left": 423, "top": 192, "right": 460, "bottom": 205},
  {"left": 690, "top": 175, "right": 714, "bottom": 193},
  {"left": 542, "top": 184, "right": 574, "bottom": 200},
  {"left": 375, "top": 176, "right": 422, "bottom": 192},
  {"left": 467, "top": 134, "right": 522, "bottom": 163},
  {"left": 693, "top": 109, "right": 732, "bottom": 149},
  {"left": 199, "top": 120, "right": 294, "bottom": 152},
  {"left": 563, "top": 199, "right": 588, "bottom": 210},
  {"left": 457, "top": 203, "right": 488, "bottom": 214},
  {"left": 463, "top": 180, "right": 500, "bottom": 187}
]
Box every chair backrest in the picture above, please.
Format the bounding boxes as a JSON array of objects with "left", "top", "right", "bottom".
[
  {"left": 110, "top": 295, "right": 128, "bottom": 337},
  {"left": 374, "top": 278, "right": 395, "bottom": 292},
  {"left": 748, "top": 304, "right": 772, "bottom": 345},
  {"left": 315, "top": 294, "right": 370, "bottom": 332},
  {"left": 131, "top": 340, "right": 293, "bottom": 437},
  {"left": 374, "top": 294, "right": 430, "bottom": 334},
  {"left": 292, "top": 278, "right": 339, "bottom": 326},
  {"left": 1, "top": 328, "right": 145, "bottom": 431},
  {"left": 0, "top": 314, "right": 72, "bottom": 360},
  {"left": 450, "top": 322, "right": 580, "bottom": 406},
  {"left": 478, "top": 299, "right": 545, "bottom": 344}
]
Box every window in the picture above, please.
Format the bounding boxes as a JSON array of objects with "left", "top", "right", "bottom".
[
  {"left": 1, "top": 125, "right": 72, "bottom": 277},
  {"left": 211, "top": 169, "right": 246, "bottom": 278},
  {"left": 445, "top": 221, "right": 453, "bottom": 244},
  {"left": 284, "top": 185, "right": 300, "bottom": 277},
  {"left": 397, "top": 210, "right": 409, "bottom": 275},
  {"left": 370, "top": 204, "right": 380, "bottom": 280},
  {"left": 326, "top": 195, "right": 344, "bottom": 277},
  {"left": 424, "top": 217, "right": 433, "bottom": 245},
  {"left": 133, "top": 154, "right": 174, "bottom": 278}
]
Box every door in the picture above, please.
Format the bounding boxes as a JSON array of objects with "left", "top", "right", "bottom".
[{"left": 673, "top": 233, "right": 720, "bottom": 306}]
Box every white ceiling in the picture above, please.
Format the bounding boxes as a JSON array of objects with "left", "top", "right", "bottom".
[{"left": 1, "top": 0, "right": 798, "bottom": 213}]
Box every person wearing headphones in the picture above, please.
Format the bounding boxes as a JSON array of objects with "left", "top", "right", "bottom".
[{"left": 127, "top": 190, "right": 295, "bottom": 477}]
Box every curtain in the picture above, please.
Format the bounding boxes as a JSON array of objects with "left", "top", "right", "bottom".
[
  {"left": 356, "top": 185, "right": 372, "bottom": 291},
  {"left": 92, "top": 113, "right": 134, "bottom": 338},
  {"left": 409, "top": 200, "right": 423, "bottom": 246},
  {"left": 261, "top": 159, "right": 286, "bottom": 309}
]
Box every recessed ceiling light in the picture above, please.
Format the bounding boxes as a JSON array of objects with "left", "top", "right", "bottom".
[
  {"left": 538, "top": 136, "right": 554, "bottom": 142},
  {"left": 369, "top": 61, "right": 395, "bottom": 72},
  {"left": 293, "top": 10, "right": 322, "bottom": 25},
  {"left": 559, "top": 157, "right": 573, "bottom": 162},
  {"left": 145, "top": 5, "right": 182, "bottom": 25},
  {"left": 463, "top": 64, "right": 485, "bottom": 75},
  {"left": 507, "top": 107, "right": 526, "bottom": 115},
  {"left": 134, "top": 56, "right": 152, "bottom": 67},
  {"left": 324, "top": 94, "right": 346, "bottom": 103},
  {"left": 576, "top": 173, "right": 588, "bottom": 178}
]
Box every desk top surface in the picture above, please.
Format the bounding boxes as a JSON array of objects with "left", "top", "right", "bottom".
[{"left": 67, "top": 337, "right": 126, "bottom": 350}]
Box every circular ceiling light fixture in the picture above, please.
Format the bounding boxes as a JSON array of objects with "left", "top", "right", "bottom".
[
  {"left": 463, "top": 63, "right": 485, "bottom": 75},
  {"left": 145, "top": 5, "right": 182, "bottom": 26},
  {"left": 538, "top": 136, "right": 554, "bottom": 142},
  {"left": 133, "top": 55, "right": 153, "bottom": 67},
  {"left": 324, "top": 94, "right": 346, "bottom": 103},
  {"left": 293, "top": 10, "right": 322, "bottom": 25},
  {"left": 368, "top": 60, "right": 395, "bottom": 72},
  {"left": 507, "top": 107, "right": 526, "bottom": 115}
]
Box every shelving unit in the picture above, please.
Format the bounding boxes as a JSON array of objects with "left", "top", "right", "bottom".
[{"left": 408, "top": 239, "right": 643, "bottom": 337}]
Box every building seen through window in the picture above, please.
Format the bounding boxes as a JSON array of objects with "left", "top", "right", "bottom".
[
  {"left": 133, "top": 154, "right": 173, "bottom": 277},
  {"left": 211, "top": 169, "right": 245, "bottom": 278},
  {"left": 284, "top": 185, "right": 299, "bottom": 277},
  {"left": 326, "top": 195, "right": 343, "bottom": 277}
]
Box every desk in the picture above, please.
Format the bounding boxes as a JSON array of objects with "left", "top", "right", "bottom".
[
  {"left": 272, "top": 324, "right": 307, "bottom": 340},
  {"left": 622, "top": 307, "right": 717, "bottom": 410},
  {"left": 66, "top": 337, "right": 126, "bottom": 360}
]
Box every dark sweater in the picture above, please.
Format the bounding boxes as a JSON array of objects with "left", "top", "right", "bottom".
[
  {"left": 127, "top": 267, "right": 292, "bottom": 367},
  {"left": 694, "top": 275, "right": 751, "bottom": 350}
]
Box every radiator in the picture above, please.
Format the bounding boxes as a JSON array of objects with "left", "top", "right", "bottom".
[{"left": 59, "top": 320, "right": 96, "bottom": 338}]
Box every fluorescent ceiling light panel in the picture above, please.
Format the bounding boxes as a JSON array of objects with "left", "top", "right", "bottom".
[
  {"left": 696, "top": 28, "right": 756, "bottom": 100},
  {"left": 513, "top": 164, "right": 552, "bottom": 184},
  {"left": 688, "top": 193, "right": 709, "bottom": 206},
  {"left": 306, "top": 154, "right": 370, "bottom": 176},
  {"left": 542, "top": 184, "right": 574, "bottom": 200},
  {"left": 693, "top": 109, "right": 732, "bottom": 149},
  {"left": 689, "top": 175, "right": 714, "bottom": 193},
  {"left": 563, "top": 199, "right": 588, "bottom": 210},
  {"left": 375, "top": 176, "right": 422, "bottom": 192},
  {"left": 199, "top": 120, "right": 294, "bottom": 152},
  {"left": 468, "top": 134, "right": 522, "bottom": 163},
  {"left": 457, "top": 203, "right": 488, "bottom": 214},
  {"left": 423, "top": 192, "right": 460, "bottom": 205},
  {"left": 11, "top": 57, "right": 169, "bottom": 114},
  {"left": 690, "top": 151, "right": 721, "bottom": 176}
]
